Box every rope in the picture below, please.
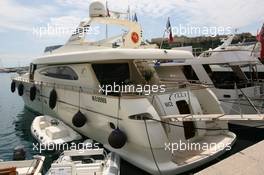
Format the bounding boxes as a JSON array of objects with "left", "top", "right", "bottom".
[
  {"left": 41, "top": 81, "right": 44, "bottom": 114},
  {"left": 78, "top": 86, "right": 81, "bottom": 110},
  {"left": 144, "top": 119, "right": 162, "bottom": 175},
  {"left": 117, "top": 95, "right": 121, "bottom": 128},
  {"left": 239, "top": 88, "right": 260, "bottom": 114},
  {"left": 219, "top": 100, "right": 264, "bottom": 109}
]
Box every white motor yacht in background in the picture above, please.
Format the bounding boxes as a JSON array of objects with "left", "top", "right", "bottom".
[
  {"left": 13, "top": 1, "right": 264, "bottom": 174},
  {"left": 167, "top": 35, "right": 264, "bottom": 114},
  {"left": 199, "top": 34, "right": 264, "bottom": 80},
  {"left": 199, "top": 34, "right": 260, "bottom": 58},
  {"left": 47, "top": 148, "right": 120, "bottom": 175},
  {"left": 193, "top": 34, "right": 264, "bottom": 127},
  {"left": 155, "top": 50, "right": 264, "bottom": 115},
  {"left": 162, "top": 34, "right": 264, "bottom": 127}
]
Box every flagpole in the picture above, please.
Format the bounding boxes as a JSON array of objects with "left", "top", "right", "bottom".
[
  {"left": 160, "top": 30, "right": 166, "bottom": 49},
  {"left": 128, "top": 6, "right": 130, "bottom": 20},
  {"left": 105, "top": 1, "right": 109, "bottom": 39}
]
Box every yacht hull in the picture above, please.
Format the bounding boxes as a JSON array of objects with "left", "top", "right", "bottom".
[{"left": 18, "top": 81, "right": 236, "bottom": 175}]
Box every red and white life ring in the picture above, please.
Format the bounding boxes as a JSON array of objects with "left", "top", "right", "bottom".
[{"left": 131, "top": 32, "right": 139, "bottom": 43}]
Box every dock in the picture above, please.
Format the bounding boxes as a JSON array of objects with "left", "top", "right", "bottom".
[
  {"left": 196, "top": 140, "right": 264, "bottom": 175},
  {"left": 0, "top": 66, "right": 28, "bottom": 73}
]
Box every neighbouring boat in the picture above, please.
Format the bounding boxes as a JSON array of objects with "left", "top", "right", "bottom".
[
  {"left": 198, "top": 34, "right": 264, "bottom": 82},
  {"left": 198, "top": 35, "right": 264, "bottom": 127},
  {"left": 165, "top": 34, "right": 264, "bottom": 115},
  {"left": 155, "top": 50, "right": 264, "bottom": 115},
  {"left": 46, "top": 148, "right": 120, "bottom": 175},
  {"left": 31, "top": 115, "right": 82, "bottom": 148},
  {"left": 199, "top": 34, "right": 261, "bottom": 61},
  {"left": 0, "top": 155, "right": 45, "bottom": 175},
  {"left": 12, "top": 1, "right": 239, "bottom": 174}
]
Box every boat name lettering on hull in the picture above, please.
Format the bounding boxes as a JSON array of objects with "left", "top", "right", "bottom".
[
  {"left": 164, "top": 92, "right": 188, "bottom": 107},
  {"left": 174, "top": 92, "right": 187, "bottom": 99},
  {"left": 92, "top": 96, "right": 107, "bottom": 104}
]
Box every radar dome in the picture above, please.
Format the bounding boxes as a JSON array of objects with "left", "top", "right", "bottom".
[{"left": 89, "top": 1, "right": 106, "bottom": 17}]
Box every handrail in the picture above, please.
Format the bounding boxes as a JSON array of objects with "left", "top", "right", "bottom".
[
  {"left": 199, "top": 49, "right": 254, "bottom": 58},
  {"left": 202, "top": 49, "right": 254, "bottom": 53},
  {"left": 12, "top": 76, "right": 206, "bottom": 97},
  {"left": 160, "top": 77, "right": 264, "bottom": 88},
  {"left": 12, "top": 75, "right": 264, "bottom": 98},
  {"left": 12, "top": 76, "right": 99, "bottom": 94}
]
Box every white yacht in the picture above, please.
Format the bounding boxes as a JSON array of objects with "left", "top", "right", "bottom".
[
  {"left": 199, "top": 34, "right": 264, "bottom": 81},
  {"left": 163, "top": 34, "right": 264, "bottom": 115},
  {"left": 47, "top": 149, "right": 120, "bottom": 175},
  {"left": 11, "top": 1, "right": 239, "bottom": 174},
  {"left": 156, "top": 52, "right": 264, "bottom": 115}
]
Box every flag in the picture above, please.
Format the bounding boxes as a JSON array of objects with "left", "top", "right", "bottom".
[
  {"left": 257, "top": 23, "right": 264, "bottom": 61},
  {"left": 133, "top": 13, "right": 138, "bottom": 22},
  {"left": 166, "top": 17, "right": 173, "bottom": 43}
]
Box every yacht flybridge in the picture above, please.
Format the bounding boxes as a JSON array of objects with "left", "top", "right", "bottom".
[
  {"left": 11, "top": 1, "right": 264, "bottom": 175},
  {"left": 43, "top": 0, "right": 155, "bottom": 54}
]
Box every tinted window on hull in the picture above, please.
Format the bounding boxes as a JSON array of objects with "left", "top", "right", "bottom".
[
  {"left": 40, "top": 66, "right": 78, "bottom": 80},
  {"left": 203, "top": 64, "right": 250, "bottom": 89},
  {"left": 92, "top": 63, "right": 130, "bottom": 85},
  {"left": 182, "top": 66, "right": 199, "bottom": 81}
]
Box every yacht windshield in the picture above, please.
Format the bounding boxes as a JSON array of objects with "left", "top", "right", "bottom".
[
  {"left": 203, "top": 64, "right": 250, "bottom": 89},
  {"left": 81, "top": 22, "right": 129, "bottom": 45}
]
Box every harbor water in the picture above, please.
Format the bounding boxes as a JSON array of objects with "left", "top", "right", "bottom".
[
  {"left": 1, "top": 73, "right": 264, "bottom": 175},
  {"left": 0, "top": 73, "right": 58, "bottom": 173},
  {"left": 0, "top": 73, "right": 147, "bottom": 174}
]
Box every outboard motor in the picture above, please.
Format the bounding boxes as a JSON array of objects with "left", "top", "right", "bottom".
[{"left": 13, "top": 145, "right": 26, "bottom": 161}]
